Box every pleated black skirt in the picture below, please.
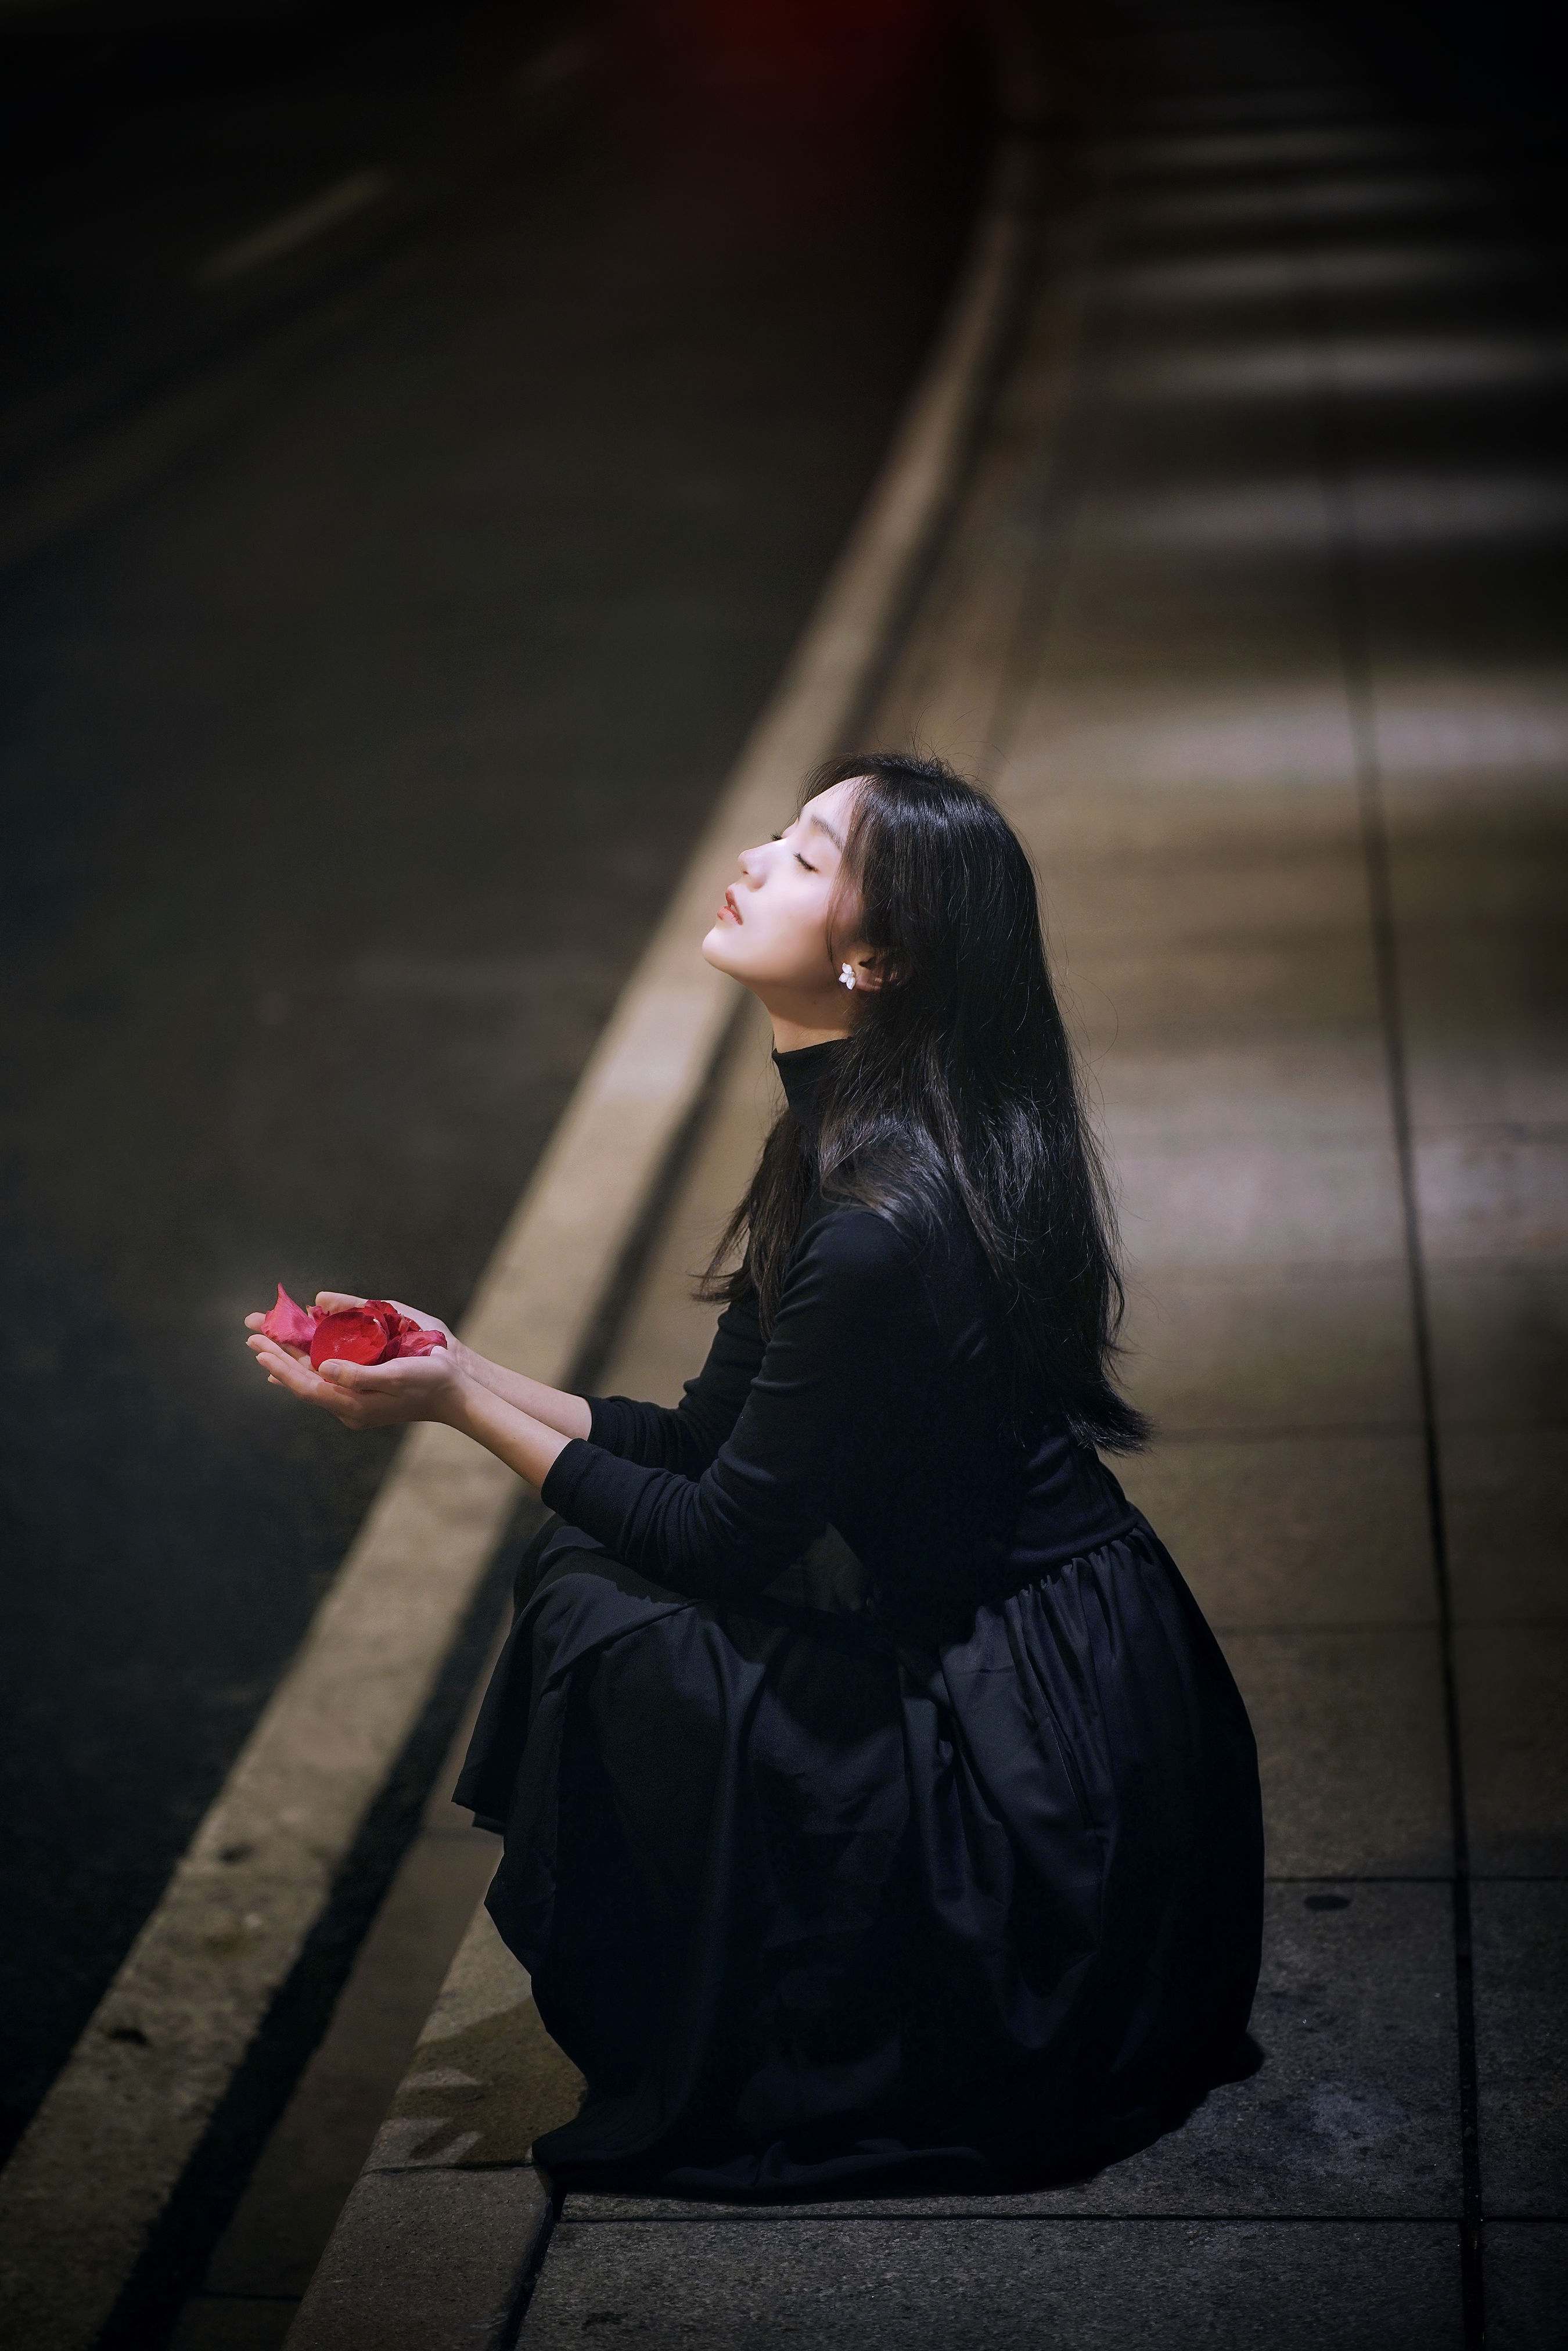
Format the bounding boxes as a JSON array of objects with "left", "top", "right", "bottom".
[{"left": 454, "top": 1513, "right": 1264, "bottom": 2197}]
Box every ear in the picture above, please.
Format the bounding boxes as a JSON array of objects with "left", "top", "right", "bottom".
[{"left": 841, "top": 944, "right": 890, "bottom": 994}]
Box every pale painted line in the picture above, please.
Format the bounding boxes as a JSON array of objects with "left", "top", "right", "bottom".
[
  {"left": 196, "top": 172, "right": 391, "bottom": 288},
  {"left": 0, "top": 136, "right": 1035, "bottom": 2351}
]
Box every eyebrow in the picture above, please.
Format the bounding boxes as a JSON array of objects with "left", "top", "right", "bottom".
[{"left": 805, "top": 813, "right": 845, "bottom": 852}]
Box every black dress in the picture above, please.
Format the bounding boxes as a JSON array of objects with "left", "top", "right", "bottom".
[{"left": 456, "top": 1038, "right": 1264, "bottom": 2197}]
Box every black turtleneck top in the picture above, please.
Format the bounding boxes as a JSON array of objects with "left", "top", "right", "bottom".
[{"left": 539, "top": 1037, "right": 1138, "bottom": 1622}]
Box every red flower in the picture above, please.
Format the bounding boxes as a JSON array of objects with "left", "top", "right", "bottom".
[
  {"left": 262, "top": 1284, "right": 448, "bottom": 1368},
  {"left": 307, "top": 1297, "right": 449, "bottom": 1371}
]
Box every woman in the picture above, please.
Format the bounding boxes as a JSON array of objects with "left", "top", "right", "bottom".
[{"left": 246, "top": 752, "right": 1263, "bottom": 2197}]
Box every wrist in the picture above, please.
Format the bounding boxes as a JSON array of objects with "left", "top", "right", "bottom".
[
  {"left": 449, "top": 1341, "right": 517, "bottom": 1406},
  {"left": 439, "top": 1368, "right": 485, "bottom": 1435}
]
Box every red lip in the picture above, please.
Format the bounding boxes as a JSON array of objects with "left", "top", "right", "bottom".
[{"left": 721, "top": 888, "right": 743, "bottom": 923}]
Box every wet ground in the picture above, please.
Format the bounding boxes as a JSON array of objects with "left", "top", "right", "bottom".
[{"left": 0, "top": 0, "right": 986, "bottom": 2161}]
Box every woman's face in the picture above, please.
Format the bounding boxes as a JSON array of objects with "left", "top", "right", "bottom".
[{"left": 701, "top": 777, "right": 873, "bottom": 1041}]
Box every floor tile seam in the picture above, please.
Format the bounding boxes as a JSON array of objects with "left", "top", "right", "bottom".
[
  {"left": 1433, "top": 1412, "right": 1568, "bottom": 1430},
  {"left": 1307, "top": 225, "right": 1487, "bottom": 2346},
  {"left": 1420, "top": 1252, "right": 1568, "bottom": 1272},
  {"left": 1095, "top": 110, "right": 1418, "bottom": 152},
  {"left": 1104, "top": 130, "right": 1501, "bottom": 169},
  {"left": 1108, "top": 1127, "right": 1419, "bottom": 1147},
  {"left": 1094, "top": 157, "right": 1453, "bottom": 192},
  {"left": 1121, "top": 1133, "right": 1568, "bottom": 1158},
  {"left": 1127, "top": 1257, "right": 1434, "bottom": 1276},
  {"left": 1094, "top": 235, "right": 1481, "bottom": 272},
  {"left": 1109, "top": 1109, "right": 1419, "bottom": 1128},
  {"left": 1266, "top": 1871, "right": 1453, "bottom": 1882},
  {"left": 554, "top": 2211, "right": 1466, "bottom": 2228},
  {"left": 1410, "top": 1120, "right": 1568, "bottom": 1142},
  {"left": 1127, "top": 1267, "right": 1439, "bottom": 1289},
  {"left": 1451, "top": 1620, "right": 1568, "bottom": 1635},
  {"left": 1152, "top": 1421, "right": 1427, "bottom": 1440},
  {"left": 1214, "top": 1620, "right": 1443, "bottom": 1637},
  {"left": 1465, "top": 1873, "right": 1568, "bottom": 1886}
]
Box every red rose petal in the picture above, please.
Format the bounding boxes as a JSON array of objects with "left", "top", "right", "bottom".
[
  {"left": 261, "top": 1285, "right": 318, "bottom": 1348},
  {"left": 355, "top": 1303, "right": 451, "bottom": 1360},
  {"left": 299, "top": 1297, "right": 448, "bottom": 1368},
  {"left": 393, "top": 1327, "right": 448, "bottom": 1357},
  {"left": 310, "top": 1307, "right": 397, "bottom": 1371}
]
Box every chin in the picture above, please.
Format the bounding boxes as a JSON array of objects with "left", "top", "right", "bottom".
[{"left": 700, "top": 925, "right": 742, "bottom": 975}]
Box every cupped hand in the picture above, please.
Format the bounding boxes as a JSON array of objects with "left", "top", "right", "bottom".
[
  {"left": 310, "top": 1291, "right": 452, "bottom": 1336},
  {"left": 314, "top": 1291, "right": 466, "bottom": 1368},
  {"left": 242, "top": 1292, "right": 464, "bottom": 1368},
  {"left": 245, "top": 1332, "right": 465, "bottom": 1430}
]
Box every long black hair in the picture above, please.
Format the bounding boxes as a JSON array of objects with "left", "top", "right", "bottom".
[{"left": 700, "top": 751, "right": 1149, "bottom": 1451}]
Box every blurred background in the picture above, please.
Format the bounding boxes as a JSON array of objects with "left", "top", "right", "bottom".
[
  {"left": 1, "top": 0, "right": 1565, "bottom": 2341},
  {"left": 0, "top": 0, "right": 987, "bottom": 2158}
]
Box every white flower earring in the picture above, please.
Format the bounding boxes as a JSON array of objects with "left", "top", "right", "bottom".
[{"left": 839, "top": 962, "right": 856, "bottom": 991}]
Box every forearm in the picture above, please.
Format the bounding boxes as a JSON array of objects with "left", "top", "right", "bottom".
[
  {"left": 447, "top": 1374, "right": 576, "bottom": 1490},
  {"left": 539, "top": 1431, "right": 815, "bottom": 1598},
  {"left": 454, "top": 1349, "right": 592, "bottom": 1441}
]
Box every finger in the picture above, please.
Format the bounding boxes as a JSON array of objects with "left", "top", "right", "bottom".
[
  {"left": 247, "top": 1334, "right": 310, "bottom": 1364},
  {"left": 318, "top": 1355, "right": 431, "bottom": 1386},
  {"left": 315, "top": 1360, "right": 384, "bottom": 1395},
  {"left": 315, "top": 1291, "right": 367, "bottom": 1312},
  {"left": 253, "top": 1342, "right": 332, "bottom": 1401},
  {"left": 245, "top": 1313, "right": 312, "bottom": 1347},
  {"left": 250, "top": 1340, "right": 384, "bottom": 1428}
]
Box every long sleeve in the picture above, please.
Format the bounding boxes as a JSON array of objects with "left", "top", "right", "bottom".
[
  {"left": 584, "top": 1286, "right": 765, "bottom": 1478},
  {"left": 542, "top": 1206, "right": 937, "bottom": 1600}
]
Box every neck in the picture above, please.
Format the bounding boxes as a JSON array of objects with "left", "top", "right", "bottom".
[
  {"left": 752, "top": 980, "right": 854, "bottom": 1055},
  {"left": 769, "top": 1012, "right": 852, "bottom": 1054}
]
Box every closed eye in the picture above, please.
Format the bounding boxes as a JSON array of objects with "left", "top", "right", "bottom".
[{"left": 771, "top": 829, "right": 817, "bottom": 872}]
